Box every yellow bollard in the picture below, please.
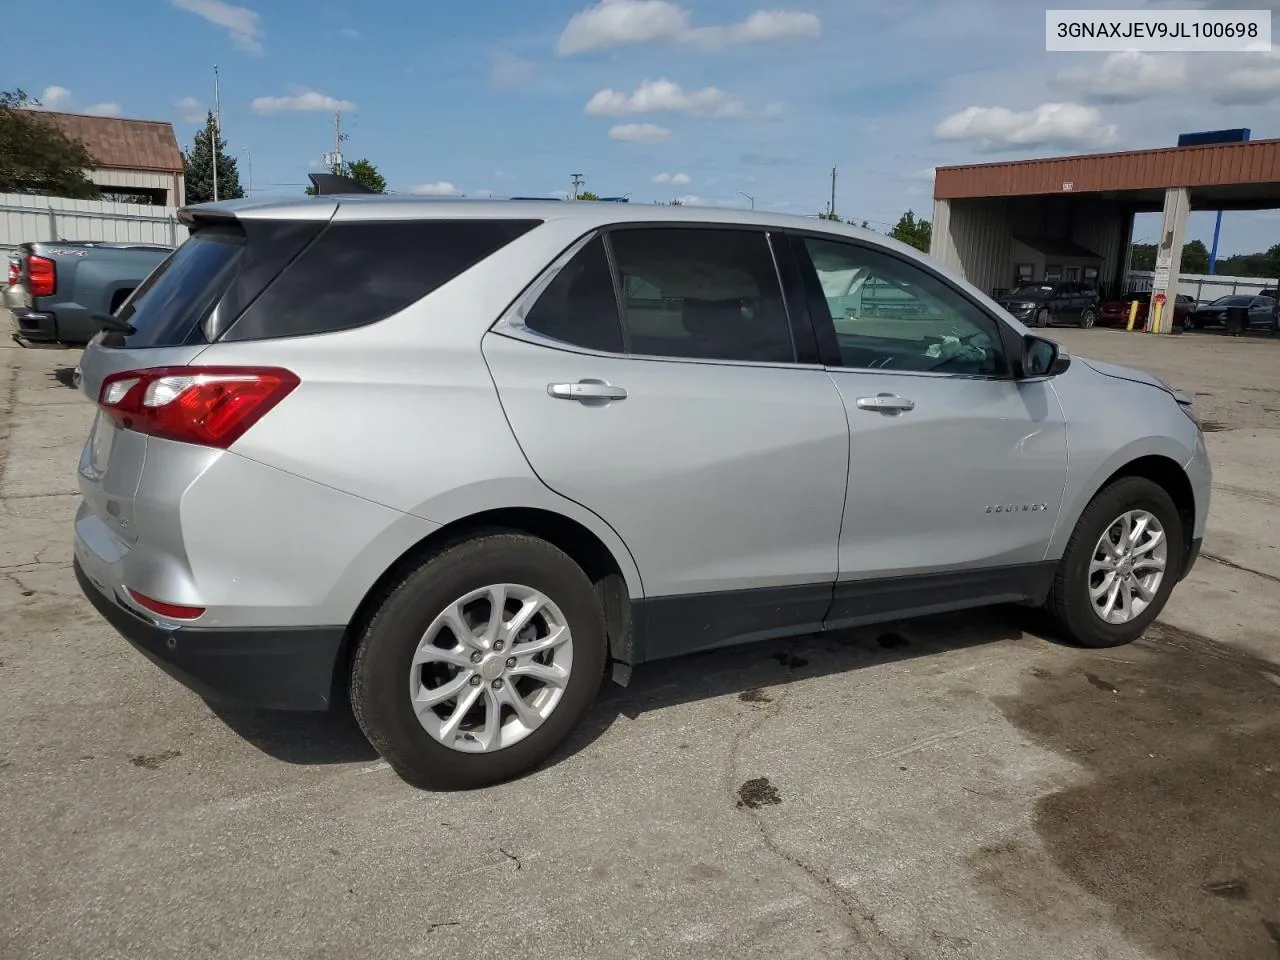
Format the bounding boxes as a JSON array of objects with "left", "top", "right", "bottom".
[
  {"left": 1126, "top": 300, "right": 1140, "bottom": 331},
  {"left": 1150, "top": 298, "right": 1164, "bottom": 334}
]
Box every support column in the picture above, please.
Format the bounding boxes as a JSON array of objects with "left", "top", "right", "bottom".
[{"left": 1148, "top": 187, "right": 1189, "bottom": 334}]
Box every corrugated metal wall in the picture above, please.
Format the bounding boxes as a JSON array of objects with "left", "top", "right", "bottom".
[
  {"left": 0, "top": 193, "right": 186, "bottom": 256},
  {"left": 1069, "top": 200, "right": 1129, "bottom": 293},
  {"left": 931, "top": 198, "right": 1011, "bottom": 296},
  {"left": 90, "top": 169, "right": 184, "bottom": 206}
]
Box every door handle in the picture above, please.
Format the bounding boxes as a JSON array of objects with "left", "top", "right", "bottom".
[
  {"left": 547, "top": 380, "right": 628, "bottom": 402},
  {"left": 855, "top": 393, "right": 915, "bottom": 413}
]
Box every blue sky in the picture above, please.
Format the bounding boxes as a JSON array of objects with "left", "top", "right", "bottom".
[{"left": 7, "top": 0, "right": 1280, "bottom": 255}]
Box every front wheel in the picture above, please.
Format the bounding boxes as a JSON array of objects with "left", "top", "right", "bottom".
[
  {"left": 1036, "top": 308, "right": 1051, "bottom": 328},
  {"left": 1044, "top": 477, "right": 1184, "bottom": 648},
  {"left": 350, "top": 532, "right": 608, "bottom": 790},
  {"left": 1079, "top": 308, "right": 1097, "bottom": 329}
]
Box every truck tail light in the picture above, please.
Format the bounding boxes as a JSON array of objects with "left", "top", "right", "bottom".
[
  {"left": 97, "top": 366, "right": 300, "bottom": 449},
  {"left": 26, "top": 255, "right": 56, "bottom": 297}
]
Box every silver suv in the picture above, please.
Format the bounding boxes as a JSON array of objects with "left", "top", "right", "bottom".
[{"left": 73, "top": 195, "right": 1211, "bottom": 789}]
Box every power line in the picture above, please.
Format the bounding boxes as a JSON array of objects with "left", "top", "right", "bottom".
[{"left": 571, "top": 173, "right": 585, "bottom": 199}]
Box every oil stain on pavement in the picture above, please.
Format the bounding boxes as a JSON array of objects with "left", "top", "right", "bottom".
[{"left": 977, "top": 623, "right": 1280, "bottom": 959}]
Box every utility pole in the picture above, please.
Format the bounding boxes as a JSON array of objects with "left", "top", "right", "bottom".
[
  {"left": 738, "top": 191, "right": 756, "bottom": 210},
  {"left": 571, "top": 173, "right": 585, "bottom": 199},
  {"left": 211, "top": 65, "right": 220, "bottom": 202},
  {"left": 829, "top": 166, "right": 837, "bottom": 221},
  {"left": 240, "top": 147, "right": 253, "bottom": 199}
]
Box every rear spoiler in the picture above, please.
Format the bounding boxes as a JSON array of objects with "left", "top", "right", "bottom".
[{"left": 308, "top": 172, "right": 378, "bottom": 196}]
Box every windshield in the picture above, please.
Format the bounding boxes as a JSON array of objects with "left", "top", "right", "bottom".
[
  {"left": 1009, "top": 285, "right": 1053, "bottom": 297},
  {"left": 1209, "top": 295, "right": 1253, "bottom": 307},
  {"left": 110, "top": 227, "right": 245, "bottom": 348}
]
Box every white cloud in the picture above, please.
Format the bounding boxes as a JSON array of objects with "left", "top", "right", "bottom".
[
  {"left": 1056, "top": 51, "right": 1185, "bottom": 104},
  {"left": 652, "top": 171, "right": 691, "bottom": 185},
  {"left": 910, "top": 167, "right": 936, "bottom": 181},
  {"left": 174, "top": 96, "right": 207, "bottom": 122},
  {"left": 609, "top": 122, "right": 672, "bottom": 143},
  {"left": 82, "top": 102, "right": 122, "bottom": 117},
  {"left": 252, "top": 88, "right": 357, "bottom": 113},
  {"left": 170, "top": 0, "right": 263, "bottom": 53},
  {"left": 1213, "top": 51, "right": 1280, "bottom": 104},
  {"left": 408, "top": 181, "right": 462, "bottom": 196},
  {"left": 556, "top": 0, "right": 819, "bottom": 55},
  {"left": 39, "top": 85, "right": 72, "bottom": 109},
  {"left": 934, "top": 102, "right": 1118, "bottom": 153},
  {"left": 489, "top": 52, "right": 538, "bottom": 91},
  {"left": 587, "top": 78, "right": 770, "bottom": 119}
]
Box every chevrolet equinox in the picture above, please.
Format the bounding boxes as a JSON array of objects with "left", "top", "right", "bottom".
[{"left": 73, "top": 194, "right": 1211, "bottom": 789}]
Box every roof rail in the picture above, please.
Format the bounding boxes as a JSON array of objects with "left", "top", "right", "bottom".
[{"left": 307, "top": 172, "right": 379, "bottom": 196}]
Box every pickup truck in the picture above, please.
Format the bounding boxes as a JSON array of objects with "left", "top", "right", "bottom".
[{"left": 5, "top": 240, "right": 172, "bottom": 345}]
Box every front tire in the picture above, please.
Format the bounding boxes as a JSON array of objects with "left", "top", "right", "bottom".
[
  {"left": 1079, "top": 308, "right": 1097, "bottom": 329},
  {"left": 350, "top": 532, "right": 608, "bottom": 790},
  {"left": 1045, "top": 477, "right": 1184, "bottom": 648},
  {"left": 1036, "top": 308, "right": 1051, "bottom": 328}
]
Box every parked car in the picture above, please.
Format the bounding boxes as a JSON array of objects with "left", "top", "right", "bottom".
[
  {"left": 6, "top": 240, "right": 172, "bottom": 345},
  {"left": 1183, "top": 294, "right": 1278, "bottom": 333},
  {"left": 73, "top": 197, "right": 1211, "bottom": 790},
  {"left": 1098, "top": 291, "right": 1195, "bottom": 329},
  {"left": 996, "top": 281, "right": 1101, "bottom": 328}
]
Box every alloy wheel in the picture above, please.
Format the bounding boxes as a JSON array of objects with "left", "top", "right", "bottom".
[
  {"left": 408, "top": 583, "right": 574, "bottom": 753},
  {"left": 1088, "top": 510, "right": 1167, "bottom": 625}
]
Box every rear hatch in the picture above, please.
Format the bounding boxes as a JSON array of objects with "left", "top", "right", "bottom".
[{"left": 77, "top": 207, "right": 336, "bottom": 545}]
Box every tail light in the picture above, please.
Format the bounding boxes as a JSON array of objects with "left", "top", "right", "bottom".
[
  {"left": 6, "top": 260, "right": 18, "bottom": 287},
  {"left": 26, "top": 255, "right": 56, "bottom": 297},
  {"left": 98, "top": 366, "right": 300, "bottom": 448}
]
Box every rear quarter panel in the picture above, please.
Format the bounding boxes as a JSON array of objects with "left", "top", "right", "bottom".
[{"left": 1047, "top": 360, "right": 1201, "bottom": 559}]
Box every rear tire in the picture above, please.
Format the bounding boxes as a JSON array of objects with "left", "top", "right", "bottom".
[
  {"left": 1079, "top": 308, "right": 1097, "bottom": 329},
  {"left": 1044, "top": 477, "right": 1184, "bottom": 648},
  {"left": 350, "top": 532, "right": 608, "bottom": 790}
]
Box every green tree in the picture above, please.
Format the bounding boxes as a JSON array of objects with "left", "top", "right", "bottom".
[
  {"left": 889, "top": 209, "right": 931, "bottom": 252},
  {"left": 1129, "top": 242, "right": 1157, "bottom": 271},
  {"left": 0, "top": 88, "right": 100, "bottom": 198},
  {"left": 304, "top": 156, "right": 387, "bottom": 195},
  {"left": 575, "top": 190, "right": 600, "bottom": 201},
  {"left": 184, "top": 111, "right": 243, "bottom": 205},
  {"left": 1180, "top": 239, "right": 1210, "bottom": 274}
]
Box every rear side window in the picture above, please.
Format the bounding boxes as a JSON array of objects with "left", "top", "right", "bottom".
[
  {"left": 608, "top": 227, "right": 794, "bottom": 363},
  {"left": 522, "top": 236, "right": 624, "bottom": 353},
  {"left": 224, "top": 219, "right": 540, "bottom": 342},
  {"left": 112, "top": 227, "right": 245, "bottom": 348}
]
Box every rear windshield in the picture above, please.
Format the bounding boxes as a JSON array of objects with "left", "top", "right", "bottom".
[
  {"left": 111, "top": 227, "right": 244, "bottom": 348},
  {"left": 107, "top": 217, "right": 541, "bottom": 348},
  {"left": 1210, "top": 295, "right": 1253, "bottom": 306}
]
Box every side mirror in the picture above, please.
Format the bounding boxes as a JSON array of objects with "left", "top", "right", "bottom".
[{"left": 1022, "top": 335, "right": 1071, "bottom": 378}]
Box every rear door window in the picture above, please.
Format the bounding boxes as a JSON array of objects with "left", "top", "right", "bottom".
[
  {"left": 224, "top": 219, "right": 540, "bottom": 341},
  {"left": 521, "top": 236, "right": 625, "bottom": 353},
  {"left": 111, "top": 226, "right": 245, "bottom": 348},
  {"left": 607, "top": 227, "right": 794, "bottom": 363}
]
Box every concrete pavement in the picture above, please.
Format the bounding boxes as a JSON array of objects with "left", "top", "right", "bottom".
[{"left": 2, "top": 326, "right": 1278, "bottom": 960}]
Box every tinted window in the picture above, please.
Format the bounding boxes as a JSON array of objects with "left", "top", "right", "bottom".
[
  {"left": 110, "top": 227, "right": 244, "bottom": 348},
  {"left": 608, "top": 228, "right": 794, "bottom": 363},
  {"left": 522, "top": 236, "right": 624, "bottom": 353},
  {"left": 224, "top": 219, "right": 540, "bottom": 342},
  {"left": 802, "top": 236, "right": 1006, "bottom": 377}
]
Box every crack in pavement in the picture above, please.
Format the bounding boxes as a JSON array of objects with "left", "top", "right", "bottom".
[
  {"left": 726, "top": 645, "right": 917, "bottom": 960},
  {"left": 1200, "top": 551, "right": 1280, "bottom": 586}
]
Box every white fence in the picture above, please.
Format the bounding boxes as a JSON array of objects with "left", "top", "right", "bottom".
[
  {"left": 0, "top": 192, "right": 186, "bottom": 256},
  {"left": 1125, "top": 270, "right": 1277, "bottom": 304}
]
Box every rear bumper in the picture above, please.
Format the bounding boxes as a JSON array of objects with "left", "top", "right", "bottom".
[
  {"left": 75, "top": 557, "right": 347, "bottom": 711},
  {"left": 10, "top": 309, "right": 58, "bottom": 342}
]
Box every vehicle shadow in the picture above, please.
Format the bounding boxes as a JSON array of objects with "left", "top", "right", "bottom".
[
  {"left": 50, "top": 366, "right": 78, "bottom": 389},
  {"left": 550, "top": 604, "right": 1039, "bottom": 772},
  {"left": 206, "top": 605, "right": 1041, "bottom": 772},
  {"left": 208, "top": 699, "right": 378, "bottom": 765}
]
